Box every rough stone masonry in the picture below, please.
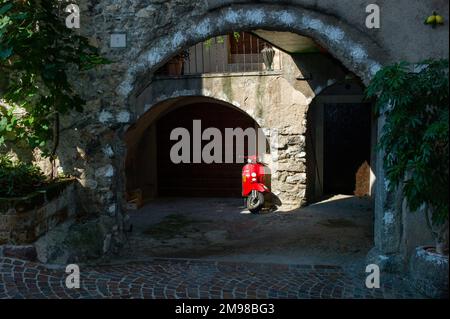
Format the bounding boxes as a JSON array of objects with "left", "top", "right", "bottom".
[{"left": 3, "top": 1, "right": 448, "bottom": 267}]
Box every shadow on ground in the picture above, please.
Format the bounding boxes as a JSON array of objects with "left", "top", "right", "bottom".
[{"left": 110, "top": 195, "right": 373, "bottom": 267}]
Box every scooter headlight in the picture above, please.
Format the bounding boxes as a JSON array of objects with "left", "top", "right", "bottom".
[{"left": 251, "top": 173, "right": 257, "bottom": 177}]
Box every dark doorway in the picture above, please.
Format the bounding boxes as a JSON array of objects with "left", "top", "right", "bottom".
[
  {"left": 323, "top": 103, "right": 372, "bottom": 196},
  {"left": 157, "top": 102, "right": 257, "bottom": 197}
]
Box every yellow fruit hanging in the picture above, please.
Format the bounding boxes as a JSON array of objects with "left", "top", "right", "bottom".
[
  {"left": 425, "top": 11, "right": 445, "bottom": 28},
  {"left": 435, "top": 15, "right": 445, "bottom": 25},
  {"left": 426, "top": 15, "right": 436, "bottom": 24}
]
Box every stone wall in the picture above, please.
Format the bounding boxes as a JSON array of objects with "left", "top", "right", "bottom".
[
  {"left": 3, "top": 0, "right": 448, "bottom": 266},
  {"left": 0, "top": 182, "right": 76, "bottom": 245}
]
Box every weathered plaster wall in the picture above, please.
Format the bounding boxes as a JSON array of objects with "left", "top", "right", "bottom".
[
  {"left": 40, "top": 0, "right": 449, "bottom": 265},
  {"left": 400, "top": 201, "right": 435, "bottom": 264}
]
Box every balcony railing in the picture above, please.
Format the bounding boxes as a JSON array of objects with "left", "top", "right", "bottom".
[{"left": 156, "top": 32, "right": 282, "bottom": 77}]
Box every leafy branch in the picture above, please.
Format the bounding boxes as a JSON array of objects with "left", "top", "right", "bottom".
[
  {"left": 366, "top": 59, "right": 449, "bottom": 225},
  {"left": 0, "top": 0, "right": 109, "bottom": 176}
]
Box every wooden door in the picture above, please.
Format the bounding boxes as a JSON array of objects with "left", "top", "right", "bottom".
[
  {"left": 157, "top": 103, "right": 256, "bottom": 197},
  {"left": 323, "top": 103, "right": 371, "bottom": 196}
]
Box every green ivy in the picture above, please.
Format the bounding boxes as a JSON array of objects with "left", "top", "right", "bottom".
[
  {"left": 366, "top": 59, "right": 449, "bottom": 225},
  {"left": 204, "top": 32, "right": 240, "bottom": 48},
  {"left": 0, "top": 0, "right": 109, "bottom": 158}
]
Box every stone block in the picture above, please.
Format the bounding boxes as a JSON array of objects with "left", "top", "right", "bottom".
[
  {"left": 409, "top": 246, "right": 449, "bottom": 299},
  {"left": 277, "top": 161, "right": 305, "bottom": 172},
  {"left": 286, "top": 173, "right": 307, "bottom": 184}
]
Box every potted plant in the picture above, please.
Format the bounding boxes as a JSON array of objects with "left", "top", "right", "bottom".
[
  {"left": 366, "top": 59, "right": 448, "bottom": 298},
  {"left": 261, "top": 43, "right": 275, "bottom": 71}
]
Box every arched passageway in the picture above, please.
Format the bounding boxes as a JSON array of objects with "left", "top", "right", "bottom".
[
  {"left": 116, "top": 4, "right": 387, "bottom": 212},
  {"left": 157, "top": 102, "right": 264, "bottom": 197},
  {"left": 119, "top": 30, "right": 376, "bottom": 267},
  {"left": 125, "top": 96, "right": 269, "bottom": 203},
  {"left": 77, "top": 2, "right": 417, "bottom": 270},
  {"left": 306, "top": 80, "right": 375, "bottom": 204}
]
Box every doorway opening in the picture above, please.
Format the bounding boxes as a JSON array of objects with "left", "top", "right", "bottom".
[
  {"left": 119, "top": 30, "right": 375, "bottom": 267},
  {"left": 306, "top": 80, "right": 375, "bottom": 204},
  {"left": 125, "top": 97, "right": 269, "bottom": 203},
  {"left": 157, "top": 102, "right": 264, "bottom": 197}
]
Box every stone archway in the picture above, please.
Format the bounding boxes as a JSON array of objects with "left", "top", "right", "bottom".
[
  {"left": 114, "top": 2, "right": 388, "bottom": 213},
  {"left": 85, "top": 3, "right": 399, "bottom": 270}
]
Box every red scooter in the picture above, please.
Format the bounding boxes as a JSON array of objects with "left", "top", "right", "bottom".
[{"left": 242, "top": 156, "right": 270, "bottom": 213}]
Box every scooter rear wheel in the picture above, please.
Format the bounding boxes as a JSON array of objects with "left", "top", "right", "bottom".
[{"left": 247, "top": 191, "right": 264, "bottom": 214}]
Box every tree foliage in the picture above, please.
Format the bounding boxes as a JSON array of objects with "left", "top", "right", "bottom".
[
  {"left": 0, "top": 0, "right": 108, "bottom": 157},
  {"left": 0, "top": 154, "right": 46, "bottom": 197},
  {"left": 366, "top": 59, "right": 449, "bottom": 225}
]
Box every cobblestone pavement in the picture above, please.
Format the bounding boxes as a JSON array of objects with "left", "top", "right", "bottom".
[{"left": 0, "top": 257, "right": 424, "bottom": 299}]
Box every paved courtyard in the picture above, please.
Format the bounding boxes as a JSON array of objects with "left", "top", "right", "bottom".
[
  {"left": 0, "top": 196, "right": 426, "bottom": 299},
  {"left": 118, "top": 196, "right": 374, "bottom": 266},
  {"left": 0, "top": 257, "right": 424, "bottom": 299}
]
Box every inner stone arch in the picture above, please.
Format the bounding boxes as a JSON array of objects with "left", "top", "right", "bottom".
[{"left": 125, "top": 95, "right": 271, "bottom": 202}]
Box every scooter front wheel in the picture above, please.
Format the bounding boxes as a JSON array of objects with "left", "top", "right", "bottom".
[{"left": 247, "top": 190, "right": 265, "bottom": 214}]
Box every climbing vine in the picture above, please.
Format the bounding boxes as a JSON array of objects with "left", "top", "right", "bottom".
[
  {"left": 0, "top": 0, "right": 108, "bottom": 162},
  {"left": 366, "top": 59, "right": 449, "bottom": 225}
]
